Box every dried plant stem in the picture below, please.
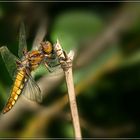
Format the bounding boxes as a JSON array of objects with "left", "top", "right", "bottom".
[
  {"left": 65, "top": 68, "right": 82, "bottom": 140},
  {"left": 54, "top": 40, "right": 82, "bottom": 140}
]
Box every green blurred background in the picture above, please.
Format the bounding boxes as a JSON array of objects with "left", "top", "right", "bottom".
[{"left": 0, "top": 2, "right": 140, "bottom": 138}]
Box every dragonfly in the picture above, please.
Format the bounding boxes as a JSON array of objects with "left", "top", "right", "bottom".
[{"left": 0, "top": 22, "right": 58, "bottom": 114}]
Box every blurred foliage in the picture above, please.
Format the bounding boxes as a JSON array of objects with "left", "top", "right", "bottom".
[
  {"left": 51, "top": 10, "right": 103, "bottom": 51},
  {"left": 121, "top": 18, "right": 140, "bottom": 55},
  {"left": 0, "top": 2, "right": 140, "bottom": 139}
]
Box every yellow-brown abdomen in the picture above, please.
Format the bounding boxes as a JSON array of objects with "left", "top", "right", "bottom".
[{"left": 3, "top": 69, "right": 26, "bottom": 114}]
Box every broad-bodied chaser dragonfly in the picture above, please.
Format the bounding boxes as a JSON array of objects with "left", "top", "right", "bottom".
[{"left": 0, "top": 22, "right": 58, "bottom": 114}]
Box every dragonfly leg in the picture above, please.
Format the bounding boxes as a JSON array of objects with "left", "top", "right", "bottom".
[
  {"left": 44, "top": 62, "right": 53, "bottom": 73},
  {"left": 49, "top": 63, "right": 60, "bottom": 68},
  {"left": 58, "top": 51, "right": 72, "bottom": 70},
  {"left": 58, "top": 50, "right": 68, "bottom": 61},
  {"left": 63, "top": 50, "right": 68, "bottom": 60},
  {"left": 44, "top": 61, "right": 61, "bottom": 73}
]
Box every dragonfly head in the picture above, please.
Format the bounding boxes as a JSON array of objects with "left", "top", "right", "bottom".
[{"left": 40, "top": 41, "right": 53, "bottom": 55}]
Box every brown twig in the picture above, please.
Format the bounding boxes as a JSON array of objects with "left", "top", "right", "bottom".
[{"left": 53, "top": 39, "right": 82, "bottom": 140}]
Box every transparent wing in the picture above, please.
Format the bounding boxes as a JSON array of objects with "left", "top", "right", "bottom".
[
  {"left": 18, "top": 22, "right": 27, "bottom": 58},
  {"left": 32, "top": 19, "right": 47, "bottom": 50},
  {"left": 23, "top": 74, "right": 42, "bottom": 103},
  {"left": 0, "top": 46, "right": 18, "bottom": 80}
]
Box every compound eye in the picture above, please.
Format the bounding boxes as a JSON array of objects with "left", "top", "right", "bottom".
[{"left": 43, "top": 41, "right": 53, "bottom": 54}]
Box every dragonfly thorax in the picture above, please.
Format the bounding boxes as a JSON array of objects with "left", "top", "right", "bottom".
[{"left": 28, "top": 50, "right": 44, "bottom": 70}]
